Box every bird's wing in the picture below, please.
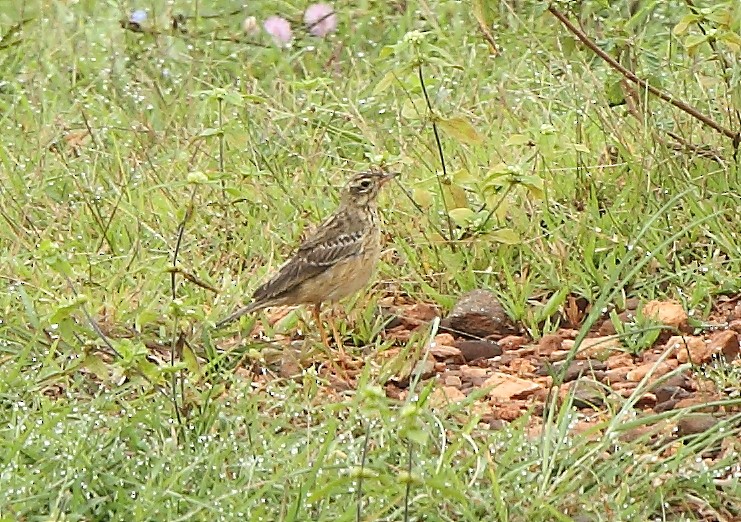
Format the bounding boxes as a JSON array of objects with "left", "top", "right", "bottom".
[{"left": 250, "top": 212, "right": 366, "bottom": 303}]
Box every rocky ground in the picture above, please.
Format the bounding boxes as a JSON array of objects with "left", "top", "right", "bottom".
[{"left": 241, "top": 290, "right": 741, "bottom": 479}]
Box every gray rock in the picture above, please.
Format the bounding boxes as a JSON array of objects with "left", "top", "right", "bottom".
[
  {"left": 676, "top": 414, "right": 719, "bottom": 436},
  {"left": 454, "top": 339, "right": 502, "bottom": 361},
  {"left": 441, "top": 289, "right": 517, "bottom": 339}
]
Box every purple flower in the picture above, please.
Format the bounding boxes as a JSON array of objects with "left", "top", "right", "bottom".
[
  {"left": 304, "top": 3, "right": 337, "bottom": 37},
  {"left": 129, "top": 9, "right": 147, "bottom": 25},
  {"left": 263, "top": 16, "right": 292, "bottom": 46}
]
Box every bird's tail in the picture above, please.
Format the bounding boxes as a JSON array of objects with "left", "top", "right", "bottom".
[{"left": 215, "top": 302, "right": 261, "bottom": 329}]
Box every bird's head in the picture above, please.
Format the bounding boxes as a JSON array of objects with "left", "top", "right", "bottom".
[{"left": 340, "top": 168, "right": 398, "bottom": 207}]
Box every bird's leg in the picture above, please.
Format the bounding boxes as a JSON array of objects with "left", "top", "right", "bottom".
[
  {"left": 327, "top": 306, "right": 347, "bottom": 362},
  {"left": 312, "top": 303, "right": 329, "bottom": 347}
]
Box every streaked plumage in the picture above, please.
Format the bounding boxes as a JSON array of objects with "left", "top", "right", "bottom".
[{"left": 217, "top": 169, "right": 396, "bottom": 331}]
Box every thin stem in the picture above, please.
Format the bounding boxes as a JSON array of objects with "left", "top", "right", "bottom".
[
  {"left": 403, "top": 441, "right": 413, "bottom": 522},
  {"left": 548, "top": 5, "right": 740, "bottom": 150},
  {"left": 683, "top": 0, "right": 741, "bottom": 129},
  {"left": 355, "top": 422, "right": 372, "bottom": 522},
  {"left": 218, "top": 96, "right": 227, "bottom": 217},
  {"left": 417, "top": 63, "right": 457, "bottom": 247}
]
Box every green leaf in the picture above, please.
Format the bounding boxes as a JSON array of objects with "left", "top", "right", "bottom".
[
  {"left": 452, "top": 168, "right": 477, "bottom": 187},
  {"left": 486, "top": 163, "right": 512, "bottom": 179},
  {"left": 519, "top": 175, "right": 545, "bottom": 199},
  {"left": 705, "top": 8, "right": 730, "bottom": 26},
  {"left": 401, "top": 97, "right": 424, "bottom": 120},
  {"left": 673, "top": 14, "right": 699, "bottom": 36},
  {"left": 472, "top": 0, "right": 498, "bottom": 54},
  {"left": 505, "top": 134, "right": 531, "bottom": 146},
  {"left": 372, "top": 71, "right": 396, "bottom": 96},
  {"left": 243, "top": 94, "right": 267, "bottom": 104},
  {"left": 436, "top": 116, "right": 484, "bottom": 145},
  {"left": 199, "top": 128, "right": 222, "bottom": 137},
  {"left": 378, "top": 45, "right": 396, "bottom": 59},
  {"left": 442, "top": 183, "right": 468, "bottom": 208},
  {"left": 17, "top": 285, "right": 39, "bottom": 328},
  {"left": 684, "top": 34, "right": 708, "bottom": 55},
  {"left": 489, "top": 228, "right": 520, "bottom": 244},
  {"left": 295, "top": 77, "right": 333, "bottom": 90},
  {"left": 448, "top": 207, "right": 475, "bottom": 226},
  {"left": 182, "top": 343, "right": 201, "bottom": 377},
  {"left": 402, "top": 426, "right": 429, "bottom": 445},
  {"left": 187, "top": 171, "right": 209, "bottom": 184},
  {"left": 605, "top": 79, "right": 626, "bottom": 106},
  {"left": 719, "top": 31, "right": 741, "bottom": 52},
  {"left": 220, "top": 90, "right": 245, "bottom": 107},
  {"left": 82, "top": 354, "right": 110, "bottom": 381},
  {"left": 412, "top": 187, "right": 434, "bottom": 208}
]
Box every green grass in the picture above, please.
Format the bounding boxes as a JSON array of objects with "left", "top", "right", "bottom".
[{"left": 1, "top": 0, "right": 740, "bottom": 520}]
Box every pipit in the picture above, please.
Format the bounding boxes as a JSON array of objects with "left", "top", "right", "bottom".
[{"left": 217, "top": 169, "right": 397, "bottom": 347}]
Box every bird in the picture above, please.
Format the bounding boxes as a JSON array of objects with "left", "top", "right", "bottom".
[{"left": 216, "top": 168, "right": 398, "bottom": 348}]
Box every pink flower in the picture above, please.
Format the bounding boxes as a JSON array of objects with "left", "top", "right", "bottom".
[
  {"left": 263, "top": 16, "right": 292, "bottom": 45},
  {"left": 304, "top": 3, "right": 337, "bottom": 37}
]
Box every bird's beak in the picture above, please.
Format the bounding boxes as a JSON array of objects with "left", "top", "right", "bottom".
[{"left": 380, "top": 171, "right": 399, "bottom": 185}]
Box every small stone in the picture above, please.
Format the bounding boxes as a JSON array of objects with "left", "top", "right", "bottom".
[
  {"left": 483, "top": 372, "right": 542, "bottom": 400},
  {"left": 674, "top": 393, "right": 722, "bottom": 412},
  {"left": 537, "top": 334, "right": 563, "bottom": 356},
  {"left": 509, "top": 358, "right": 536, "bottom": 376},
  {"left": 495, "top": 404, "right": 524, "bottom": 422},
  {"left": 626, "top": 362, "right": 673, "bottom": 382},
  {"left": 390, "top": 355, "right": 436, "bottom": 388},
  {"left": 661, "top": 372, "right": 694, "bottom": 390},
  {"left": 605, "top": 352, "right": 634, "bottom": 369},
  {"left": 619, "top": 425, "right": 658, "bottom": 443},
  {"left": 279, "top": 349, "right": 303, "bottom": 378},
  {"left": 406, "top": 302, "right": 439, "bottom": 323},
  {"left": 429, "top": 338, "right": 463, "bottom": 360},
  {"left": 642, "top": 300, "right": 688, "bottom": 330},
  {"left": 536, "top": 360, "right": 606, "bottom": 382},
  {"left": 431, "top": 386, "right": 467, "bottom": 404},
  {"left": 611, "top": 381, "right": 637, "bottom": 391},
  {"left": 635, "top": 392, "right": 657, "bottom": 408},
  {"left": 486, "top": 418, "right": 508, "bottom": 430},
  {"left": 571, "top": 420, "right": 603, "bottom": 439},
  {"left": 652, "top": 385, "right": 690, "bottom": 404},
  {"left": 433, "top": 333, "right": 456, "bottom": 346},
  {"left": 549, "top": 350, "right": 570, "bottom": 361},
  {"left": 563, "top": 336, "right": 621, "bottom": 360},
  {"left": 666, "top": 335, "right": 710, "bottom": 364},
  {"left": 386, "top": 302, "right": 439, "bottom": 331},
  {"left": 707, "top": 330, "right": 740, "bottom": 361},
  {"left": 569, "top": 378, "right": 607, "bottom": 409},
  {"left": 498, "top": 335, "right": 528, "bottom": 351},
  {"left": 441, "top": 289, "right": 518, "bottom": 338},
  {"left": 597, "top": 319, "right": 617, "bottom": 336},
  {"left": 654, "top": 398, "right": 679, "bottom": 413},
  {"left": 729, "top": 319, "right": 741, "bottom": 333},
  {"left": 459, "top": 365, "right": 489, "bottom": 380},
  {"left": 640, "top": 349, "right": 666, "bottom": 363},
  {"left": 556, "top": 328, "right": 579, "bottom": 339},
  {"left": 604, "top": 367, "right": 632, "bottom": 384},
  {"left": 676, "top": 414, "right": 719, "bottom": 436},
  {"left": 444, "top": 374, "right": 462, "bottom": 387},
  {"left": 454, "top": 339, "right": 502, "bottom": 361}
]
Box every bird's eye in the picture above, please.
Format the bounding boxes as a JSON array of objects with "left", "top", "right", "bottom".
[{"left": 359, "top": 179, "right": 372, "bottom": 190}]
